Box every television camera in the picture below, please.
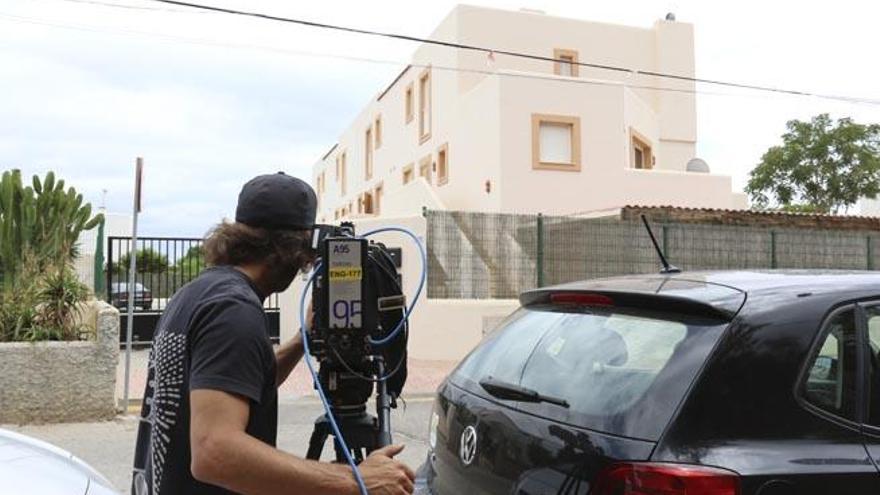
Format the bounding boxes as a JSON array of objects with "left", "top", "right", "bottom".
[{"left": 304, "top": 222, "right": 409, "bottom": 463}]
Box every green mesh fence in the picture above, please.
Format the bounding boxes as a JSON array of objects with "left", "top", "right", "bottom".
[{"left": 426, "top": 210, "right": 880, "bottom": 299}]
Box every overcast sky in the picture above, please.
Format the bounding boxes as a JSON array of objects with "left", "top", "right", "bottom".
[{"left": 2, "top": 0, "right": 879, "bottom": 236}]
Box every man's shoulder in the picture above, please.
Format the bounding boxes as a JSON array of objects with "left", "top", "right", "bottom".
[{"left": 183, "top": 267, "right": 263, "bottom": 309}]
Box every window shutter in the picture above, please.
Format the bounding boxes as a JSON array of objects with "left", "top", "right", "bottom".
[{"left": 539, "top": 122, "right": 573, "bottom": 163}]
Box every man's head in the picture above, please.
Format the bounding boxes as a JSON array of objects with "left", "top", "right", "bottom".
[{"left": 204, "top": 172, "right": 318, "bottom": 295}]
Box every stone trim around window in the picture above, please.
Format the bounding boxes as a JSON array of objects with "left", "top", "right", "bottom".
[
  {"left": 630, "top": 127, "right": 654, "bottom": 170},
  {"left": 437, "top": 143, "right": 449, "bottom": 186},
  {"left": 553, "top": 48, "right": 579, "bottom": 77},
  {"left": 418, "top": 67, "right": 432, "bottom": 144}
]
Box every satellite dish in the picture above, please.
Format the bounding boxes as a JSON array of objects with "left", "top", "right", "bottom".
[
  {"left": 665, "top": 12, "right": 676, "bottom": 21},
  {"left": 686, "top": 158, "right": 710, "bottom": 173}
]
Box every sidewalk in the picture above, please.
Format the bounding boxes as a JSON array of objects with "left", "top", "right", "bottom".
[{"left": 117, "top": 348, "right": 456, "bottom": 403}]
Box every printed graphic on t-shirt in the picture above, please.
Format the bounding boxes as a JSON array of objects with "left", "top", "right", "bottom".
[{"left": 145, "top": 332, "right": 186, "bottom": 492}]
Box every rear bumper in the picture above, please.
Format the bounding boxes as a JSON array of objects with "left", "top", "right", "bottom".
[{"left": 414, "top": 456, "right": 436, "bottom": 495}]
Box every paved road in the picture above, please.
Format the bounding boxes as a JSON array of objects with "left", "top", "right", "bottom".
[{"left": 5, "top": 396, "right": 434, "bottom": 493}]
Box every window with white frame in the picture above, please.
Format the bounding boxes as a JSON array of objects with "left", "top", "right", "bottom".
[{"left": 531, "top": 114, "right": 581, "bottom": 171}]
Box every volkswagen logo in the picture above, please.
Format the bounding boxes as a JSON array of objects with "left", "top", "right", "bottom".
[{"left": 459, "top": 425, "right": 478, "bottom": 466}]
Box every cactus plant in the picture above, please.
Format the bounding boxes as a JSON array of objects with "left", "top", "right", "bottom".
[
  {"left": 0, "top": 169, "right": 103, "bottom": 291},
  {"left": 0, "top": 169, "right": 103, "bottom": 341}
]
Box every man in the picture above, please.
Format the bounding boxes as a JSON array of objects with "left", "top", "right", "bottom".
[{"left": 132, "top": 172, "right": 414, "bottom": 495}]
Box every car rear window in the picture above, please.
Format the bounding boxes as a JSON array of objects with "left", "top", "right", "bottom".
[{"left": 451, "top": 305, "right": 729, "bottom": 441}]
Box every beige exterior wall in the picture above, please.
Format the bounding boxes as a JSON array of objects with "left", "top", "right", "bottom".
[
  {"left": 312, "top": 5, "right": 741, "bottom": 222},
  {"left": 488, "top": 74, "right": 747, "bottom": 214}
]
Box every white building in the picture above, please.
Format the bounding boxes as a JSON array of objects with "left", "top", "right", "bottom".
[
  {"left": 312, "top": 5, "right": 746, "bottom": 222},
  {"left": 286, "top": 6, "right": 750, "bottom": 362}
]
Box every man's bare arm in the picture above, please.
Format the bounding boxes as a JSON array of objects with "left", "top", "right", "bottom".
[
  {"left": 276, "top": 301, "right": 311, "bottom": 386},
  {"left": 190, "top": 389, "right": 414, "bottom": 495},
  {"left": 275, "top": 333, "right": 304, "bottom": 386}
]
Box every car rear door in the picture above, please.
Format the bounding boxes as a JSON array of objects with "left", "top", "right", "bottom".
[{"left": 857, "top": 303, "right": 880, "bottom": 477}]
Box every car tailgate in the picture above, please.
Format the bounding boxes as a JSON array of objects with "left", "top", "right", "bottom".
[{"left": 429, "top": 383, "right": 655, "bottom": 495}]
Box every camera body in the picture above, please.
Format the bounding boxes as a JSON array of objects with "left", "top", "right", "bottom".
[{"left": 309, "top": 223, "right": 407, "bottom": 413}]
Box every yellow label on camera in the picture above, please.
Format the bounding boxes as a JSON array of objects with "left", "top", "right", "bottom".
[{"left": 329, "top": 267, "right": 363, "bottom": 281}]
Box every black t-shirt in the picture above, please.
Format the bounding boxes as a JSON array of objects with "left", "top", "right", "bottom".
[{"left": 132, "top": 266, "right": 278, "bottom": 495}]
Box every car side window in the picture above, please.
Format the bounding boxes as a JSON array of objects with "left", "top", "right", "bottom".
[
  {"left": 802, "top": 309, "right": 858, "bottom": 421},
  {"left": 864, "top": 307, "right": 880, "bottom": 426}
]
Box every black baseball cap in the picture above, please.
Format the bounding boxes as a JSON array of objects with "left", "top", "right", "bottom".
[{"left": 235, "top": 172, "right": 317, "bottom": 230}]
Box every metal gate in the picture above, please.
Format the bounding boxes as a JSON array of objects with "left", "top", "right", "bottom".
[{"left": 106, "top": 236, "right": 281, "bottom": 345}]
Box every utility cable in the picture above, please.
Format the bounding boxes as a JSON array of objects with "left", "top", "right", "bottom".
[
  {"left": 31, "top": 0, "right": 206, "bottom": 13},
  {"left": 147, "top": 0, "right": 880, "bottom": 105},
  {"left": 2, "top": 11, "right": 876, "bottom": 106}
]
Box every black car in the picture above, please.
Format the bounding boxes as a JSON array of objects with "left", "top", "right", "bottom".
[
  {"left": 110, "top": 282, "right": 153, "bottom": 310},
  {"left": 421, "top": 271, "right": 880, "bottom": 495}
]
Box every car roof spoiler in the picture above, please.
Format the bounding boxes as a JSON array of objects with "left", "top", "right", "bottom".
[{"left": 520, "top": 287, "right": 744, "bottom": 322}]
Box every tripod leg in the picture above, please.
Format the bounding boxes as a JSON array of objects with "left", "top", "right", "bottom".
[
  {"left": 307, "top": 427, "right": 329, "bottom": 460},
  {"left": 333, "top": 439, "right": 359, "bottom": 464}
]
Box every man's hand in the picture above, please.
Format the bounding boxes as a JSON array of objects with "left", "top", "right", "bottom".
[
  {"left": 359, "top": 445, "right": 415, "bottom": 495},
  {"left": 190, "top": 389, "right": 374, "bottom": 495}
]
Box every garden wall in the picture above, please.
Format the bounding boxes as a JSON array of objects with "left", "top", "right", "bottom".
[{"left": 0, "top": 301, "right": 119, "bottom": 424}]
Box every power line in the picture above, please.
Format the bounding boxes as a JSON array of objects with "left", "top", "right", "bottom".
[
  {"left": 33, "top": 0, "right": 205, "bottom": 13},
  {"left": 148, "top": 0, "right": 880, "bottom": 106},
  {"left": 0, "top": 11, "right": 823, "bottom": 105}
]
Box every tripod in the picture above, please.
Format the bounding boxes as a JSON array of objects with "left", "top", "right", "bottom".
[{"left": 306, "top": 356, "right": 393, "bottom": 463}]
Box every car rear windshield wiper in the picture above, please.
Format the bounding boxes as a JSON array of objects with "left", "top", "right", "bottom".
[{"left": 479, "top": 377, "right": 569, "bottom": 408}]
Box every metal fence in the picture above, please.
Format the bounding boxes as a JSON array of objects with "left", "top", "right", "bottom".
[
  {"left": 426, "top": 210, "right": 880, "bottom": 299},
  {"left": 106, "top": 236, "right": 281, "bottom": 343}
]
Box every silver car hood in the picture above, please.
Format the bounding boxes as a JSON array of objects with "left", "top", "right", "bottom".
[{"left": 0, "top": 428, "right": 117, "bottom": 494}]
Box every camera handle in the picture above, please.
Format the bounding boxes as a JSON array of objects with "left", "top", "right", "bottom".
[{"left": 372, "top": 355, "right": 393, "bottom": 448}]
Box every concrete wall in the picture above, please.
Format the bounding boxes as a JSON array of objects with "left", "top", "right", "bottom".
[
  {"left": 0, "top": 301, "right": 119, "bottom": 424},
  {"left": 278, "top": 214, "right": 522, "bottom": 361}
]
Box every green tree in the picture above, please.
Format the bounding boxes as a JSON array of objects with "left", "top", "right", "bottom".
[
  {"left": 174, "top": 245, "right": 205, "bottom": 277},
  {"left": 117, "top": 248, "right": 170, "bottom": 274},
  {"left": 746, "top": 114, "right": 880, "bottom": 214}
]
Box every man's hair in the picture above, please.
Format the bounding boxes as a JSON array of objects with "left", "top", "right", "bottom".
[{"left": 204, "top": 221, "right": 314, "bottom": 270}]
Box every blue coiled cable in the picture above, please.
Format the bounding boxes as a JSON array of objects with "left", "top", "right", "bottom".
[{"left": 360, "top": 227, "right": 427, "bottom": 347}]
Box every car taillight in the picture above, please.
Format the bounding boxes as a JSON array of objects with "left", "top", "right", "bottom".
[
  {"left": 591, "top": 462, "right": 740, "bottom": 495},
  {"left": 550, "top": 292, "right": 614, "bottom": 306}
]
